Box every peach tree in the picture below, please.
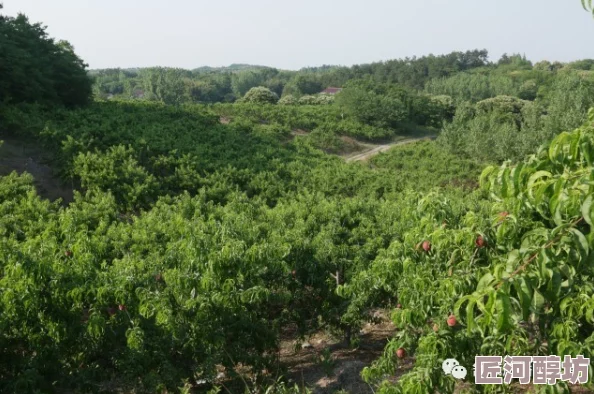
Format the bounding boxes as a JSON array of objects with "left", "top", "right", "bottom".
[{"left": 341, "top": 110, "right": 594, "bottom": 393}]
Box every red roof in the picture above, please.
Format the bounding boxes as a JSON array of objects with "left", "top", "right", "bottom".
[{"left": 321, "top": 87, "right": 342, "bottom": 94}]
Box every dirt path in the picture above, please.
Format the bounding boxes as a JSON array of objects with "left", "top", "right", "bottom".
[
  {"left": 344, "top": 134, "right": 437, "bottom": 163},
  {"left": 279, "top": 310, "right": 402, "bottom": 393},
  {"left": 0, "top": 137, "right": 74, "bottom": 204}
]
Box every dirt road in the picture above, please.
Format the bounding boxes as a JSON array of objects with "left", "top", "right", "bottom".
[{"left": 344, "top": 134, "right": 437, "bottom": 162}]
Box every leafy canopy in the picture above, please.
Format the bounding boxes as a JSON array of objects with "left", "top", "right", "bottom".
[{"left": 0, "top": 5, "right": 92, "bottom": 107}]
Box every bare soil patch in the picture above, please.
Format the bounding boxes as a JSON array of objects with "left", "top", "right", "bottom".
[
  {"left": 279, "top": 310, "right": 401, "bottom": 393},
  {"left": 0, "top": 136, "right": 73, "bottom": 204},
  {"left": 291, "top": 128, "right": 310, "bottom": 136}
]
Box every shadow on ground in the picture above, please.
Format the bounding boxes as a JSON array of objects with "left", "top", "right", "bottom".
[
  {"left": 0, "top": 136, "right": 74, "bottom": 204},
  {"left": 278, "top": 310, "right": 411, "bottom": 393}
]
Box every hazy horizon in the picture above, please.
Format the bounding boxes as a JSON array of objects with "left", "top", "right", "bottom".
[{"left": 3, "top": 0, "right": 594, "bottom": 70}]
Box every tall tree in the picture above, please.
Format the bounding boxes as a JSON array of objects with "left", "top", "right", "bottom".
[
  {"left": 0, "top": 5, "right": 92, "bottom": 107},
  {"left": 140, "top": 68, "right": 189, "bottom": 105}
]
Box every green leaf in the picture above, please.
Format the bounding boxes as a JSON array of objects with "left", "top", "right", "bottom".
[
  {"left": 586, "top": 307, "right": 594, "bottom": 324},
  {"left": 570, "top": 131, "right": 581, "bottom": 161},
  {"left": 511, "top": 163, "right": 524, "bottom": 196},
  {"left": 499, "top": 166, "right": 511, "bottom": 198},
  {"left": 559, "top": 297, "right": 573, "bottom": 315},
  {"left": 549, "top": 132, "right": 572, "bottom": 164},
  {"left": 550, "top": 178, "right": 567, "bottom": 226},
  {"left": 582, "top": 194, "right": 594, "bottom": 227},
  {"left": 569, "top": 228, "right": 589, "bottom": 260},
  {"left": 527, "top": 171, "right": 552, "bottom": 199},
  {"left": 513, "top": 277, "right": 532, "bottom": 321},
  {"left": 495, "top": 290, "right": 512, "bottom": 332},
  {"left": 480, "top": 166, "right": 496, "bottom": 189},
  {"left": 506, "top": 250, "right": 520, "bottom": 273},
  {"left": 532, "top": 290, "right": 545, "bottom": 313},
  {"left": 581, "top": 142, "right": 593, "bottom": 166},
  {"left": 466, "top": 298, "right": 477, "bottom": 333},
  {"left": 477, "top": 273, "right": 495, "bottom": 292}
]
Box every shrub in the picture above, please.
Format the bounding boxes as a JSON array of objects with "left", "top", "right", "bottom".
[
  {"left": 278, "top": 94, "right": 297, "bottom": 105},
  {"left": 240, "top": 87, "right": 279, "bottom": 104},
  {"left": 73, "top": 145, "right": 158, "bottom": 210},
  {"left": 297, "top": 94, "right": 335, "bottom": 105},
  {"left": 475, "top": 95, "right": 529, "bottom": 116}
]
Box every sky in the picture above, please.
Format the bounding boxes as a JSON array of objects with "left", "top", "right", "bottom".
[{"left": 3, "top": 0, "right": 594, "bottom": 70}]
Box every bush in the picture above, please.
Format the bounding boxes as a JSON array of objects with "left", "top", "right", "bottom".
[
  {"left": 518, "top": 79, "right": 538, "bottom": 100},
  {"left": 475, "top": 95, "right": 531, "bottom": 126},
  {"left": 424, "top": 73, "right": 521, "bottom": 103},
  {"left": 278, "top": 94, "right": 297, "bottom": 105},
  {"left": 298, "top": 95, "right": 318, "bottom": 105},
  {"left": 240, "top": 87, "right": 279, "bottom": 104},
  {"left": 73, "top": 145, "right": 158, "bottom": 210},
  {"left": 429, "top": 95, "right": 455, "bottom": 114},
  {"left": 475, "top": 95, "right": 529, "bottom": 116},
  {"left": 297, "top": 94, "right": 335, "bottom": 105},
  {"left": 305, "top": 126, "right": 346, "bottom": 153},
  {"left": 314, "top": 93, "right": 335, "bottom": 105},
  {"left": 346, "top": 112, "right": 594, "bottom": 392}
]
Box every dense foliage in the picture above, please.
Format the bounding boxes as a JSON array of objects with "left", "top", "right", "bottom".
[
  {"left": 90, "top": 47, "right": 594, "bottom": 169},
  {"left": 0, "top": 5, "right": 92, "bottom": 107},
  {"left": 438, "top": 73, "right": 594, "bottom": 162},
  {"left": 5, "top": 104, "right": 594, "bottom": 393},
  {"left": 91, "top": 50, "right": 492, "bottom": 103},
  {"left": 239, "top": 87, "right": 279, "bottom": 104},
  {"left": 369, "top": 141, "right": 483, "bottom": 190},
  {"left": 0, "top": 97, "right": 482, "bottom": 392},
  {"left": 341, "top": 110, "right": 594, "bottom": 393}
]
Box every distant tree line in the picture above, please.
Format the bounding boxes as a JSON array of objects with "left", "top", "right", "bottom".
[
  {"left": 93, "top": 50, "right": 494, "bottom": 104},
  {"left": 91, "top": 50, "right": 594, "bottom": 107}
]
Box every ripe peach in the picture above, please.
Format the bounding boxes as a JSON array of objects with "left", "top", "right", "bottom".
[
  {"left": 475, "top": 235, "right": 486, "bottom": 248},
  {"left": 422, "top": 241, "right": 431, "bottom": 252},
  {"left": 447, "top": 315, "right": 457, "bottom": 327}
]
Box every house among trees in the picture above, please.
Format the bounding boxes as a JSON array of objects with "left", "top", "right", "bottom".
[
  {"left": 132, "top": 89, "right": 145, "bottom": 99},
  {"left": 320, "top": 87, "right": 342, "bottom": 94}
]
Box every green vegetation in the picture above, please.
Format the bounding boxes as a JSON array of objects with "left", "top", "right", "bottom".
[
  {"left": 1, "top": 99, "right": 463, "bottom": 392},
  {"left": 2, "top": 3, "right": 594, "bottom": 394},
  {"left": 344, "top": 111, "right": 594, "bottom": 393},
  {"left": 369, "top": 141, "right": 484, "bottom": 190},
  {"left": 239, "top": 86, "right": 279, "bottom": 104},
  {"left": 92, "top": 50, "right": 492, "bottom": 103},
  {"left": 438, "top": 74, "right": 594, "bottom": 162},
  {"left": 0, "top": 5, "right": 92, "bottom": 107}
]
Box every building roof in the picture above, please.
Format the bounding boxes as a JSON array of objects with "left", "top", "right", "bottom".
[{"left": 321, "top": 87, "right": 343, "bottom": 94}]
